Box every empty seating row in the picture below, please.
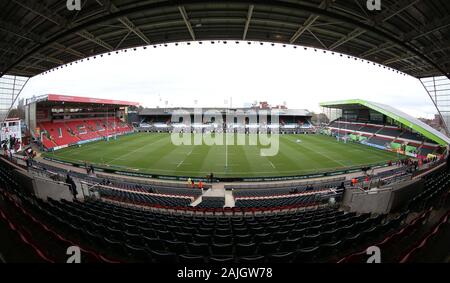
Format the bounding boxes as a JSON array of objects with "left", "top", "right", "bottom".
[
  {"left": 196, "top": 197, "right": 225, "bottom": 208},
  {"left": 366, "top": 136, "right": 392, "bottom": 147},
  {"left": 94, "top": 186, "right": 193, "bottom": 207},
  {"left": 358, "top": 126, "right": 380, "bottom": 133},
  {"left": 232, "top": 180, "right": 344, "bottom": 198},
  {"left": 378, "top": 127, "right": 402, "bottom": 137},
  {"left": 234, "top": 192, "right": 331, "bottom": 208},
  {"left": 330, "top": 122, "right": 362, "bottom": 131},
  {"left": 400, "top": 131, "right": 424, "bottom": 141}
]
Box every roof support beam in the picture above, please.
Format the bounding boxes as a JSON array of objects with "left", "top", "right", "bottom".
[
  {"left": 97, "top": 0, "right": 151, "bottom": 45},
  {"left": 289, "top": 15, "right": 319, "bottom": 44},
  {"left": 115, "top": 30, "right": 132, "bottom": 50},
  {"left": 329, "top": 1, "right": 417, "bottom": 53},
  {"left": 76, "top": 30, "right": 113, "bottom": 51},
  {"left": 178, "top": 6, "right": 196, "bottom": 41},
  {"left": 0, "top": 36, "right": 63, "bottom": 66},
  {"left": 17, "top": 63, "right": 48, "bottom": 72},
  {"left": 118, "top": 17, "right": 151, "bottom": 45},
  {"left": 0, "top": 20, "right": 43, "bottom": 43},
  {"left": 359, "top": 42, "right": 394, "bottom": 58},
  {"left": 374, "top": 0, "right": 420, "bottom": 23},
  {"left": 307, "top": 29, "right": 328, "bottom": 49},
  {"left": 8, "top": 0, "right": 91, "bottom": 60},
  {"left": 400, "top": 57, "right": 450, "bottom": 72},
  {"left": 0, "top": 42, "right": 24, "bottom": 54},
  {"left": 29, "top": 54, "right": 64, "bottom": 65},
  {"left": 50, "top": 43, "right": 85, "bottom": 58},
  {"left": 383, "top": 54, "right": 417, "bottom": 65},
  {"left": 11, "top": 0, "right": 68, "bottom": 27},
  {"left": 403, "top": 14, "right": 450, "bottom": 42},
  {"left": 289, "top": 0, "right": 334, "bottom": 44},
  {"left": 423, "top": 38, "right": 450, "bottom": 55},
  {"left": 328, "top": 28, "right": 365, "bottom": 51},
  {"left": 242, "top": 5, "right": 254, "bottom": 40}
]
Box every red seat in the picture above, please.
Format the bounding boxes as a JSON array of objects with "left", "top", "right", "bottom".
[{"left": 38, "top": 118, "right": 133, "bottom": 149}]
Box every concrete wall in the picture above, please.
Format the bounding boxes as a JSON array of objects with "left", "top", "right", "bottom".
[
  {"left": 32, "top": 176, "right": 73, "bottom": 201},
  {"left": 343, "top": 188, "right": 392, "bottom": 214},
  {"left": 388, "top": 178, "right": 425, "bottom": 212},
  {"left": 342, "top": 178, "right": 424, "bottom": 214}
]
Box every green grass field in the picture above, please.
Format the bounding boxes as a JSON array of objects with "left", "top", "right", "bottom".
[{"left": 44, "top": 133, "right": 400, "bottom": 178}]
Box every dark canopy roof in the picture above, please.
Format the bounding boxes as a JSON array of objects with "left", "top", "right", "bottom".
[{"left": 1, "top": 0, "right": 449, "bottom": 78}]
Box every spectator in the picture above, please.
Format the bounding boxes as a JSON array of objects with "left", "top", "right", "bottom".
[
  {"left": 25, "top": 157, "right": 32, "bottom": 169},
  {"left": 66, "top": 174, "right": 78, "bottom": 199},
  {"left": 191, "top": 180, "right": 195, "bottom": 189},
  {"left": 198, "top": 181, "right": 203, "bottom": 190},
  {"left": 187, "top": 177, "right": 192, "bottom": 187},
  {"left": 90, "top": 164, "right": 95, "bottom": 175}
]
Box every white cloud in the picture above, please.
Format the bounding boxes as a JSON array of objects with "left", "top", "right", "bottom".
[{"left": 20, "top": 42, "right": 436, "bottom": 119}]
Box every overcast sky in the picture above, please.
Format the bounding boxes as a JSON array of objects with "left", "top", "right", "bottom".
[{"left": 20, "top": 41, "right": 436, "bottom": 119}]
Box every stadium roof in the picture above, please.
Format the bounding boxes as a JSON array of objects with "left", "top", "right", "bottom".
[
  {"left": 320, "top": 99, "right": 450, "bottom": 146},
  {"left": 26, "top": 94, "right": 139, "bottom": 107},
  {"left": 1, "top": 1, "right": 450, "bottom": 79},
  {"left": 139, "top": 107, "right": 311, "bottom": 116}
]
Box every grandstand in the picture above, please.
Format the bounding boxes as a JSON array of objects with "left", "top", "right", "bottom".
[
  {"left": 136, "top": 108, "right": 314, "bottom": 134},
  {"left": 321, "top": 99, "right": 450, "bottom": 159},
  {"left": 25, "top": 95, "right": 137, "bottom": 150}
]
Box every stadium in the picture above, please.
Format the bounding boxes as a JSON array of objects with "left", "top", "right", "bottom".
[{"left": 0, "top": 0, "right": 449, "bottom": 267}]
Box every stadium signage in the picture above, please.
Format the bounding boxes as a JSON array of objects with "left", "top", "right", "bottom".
[
  {"left": 115, "top": 171, "right": 153, "bottom": 178},
  {"left": 77, "top": 138, "right": 102, "bottom": 145},
  {"left": 361, "top": 141, "right": 387, "bottom": 151},
  {"left": 52, "top": 145, "right": 69, "bottom": 151}
]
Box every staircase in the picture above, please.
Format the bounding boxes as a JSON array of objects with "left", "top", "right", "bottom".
[
  {"left": 224, "top": 190, "right": 235, "bottom": 207},
  {"left": 190, "top": 196, "right": 203, "bottom": 207}
]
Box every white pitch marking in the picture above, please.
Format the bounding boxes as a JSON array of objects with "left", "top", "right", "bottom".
[
  {"left": 105, "top": 136, "right": 166, "bottom": 164},
  {"left": 269, "top": 161, "right": 276, "bottom": 169}
]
